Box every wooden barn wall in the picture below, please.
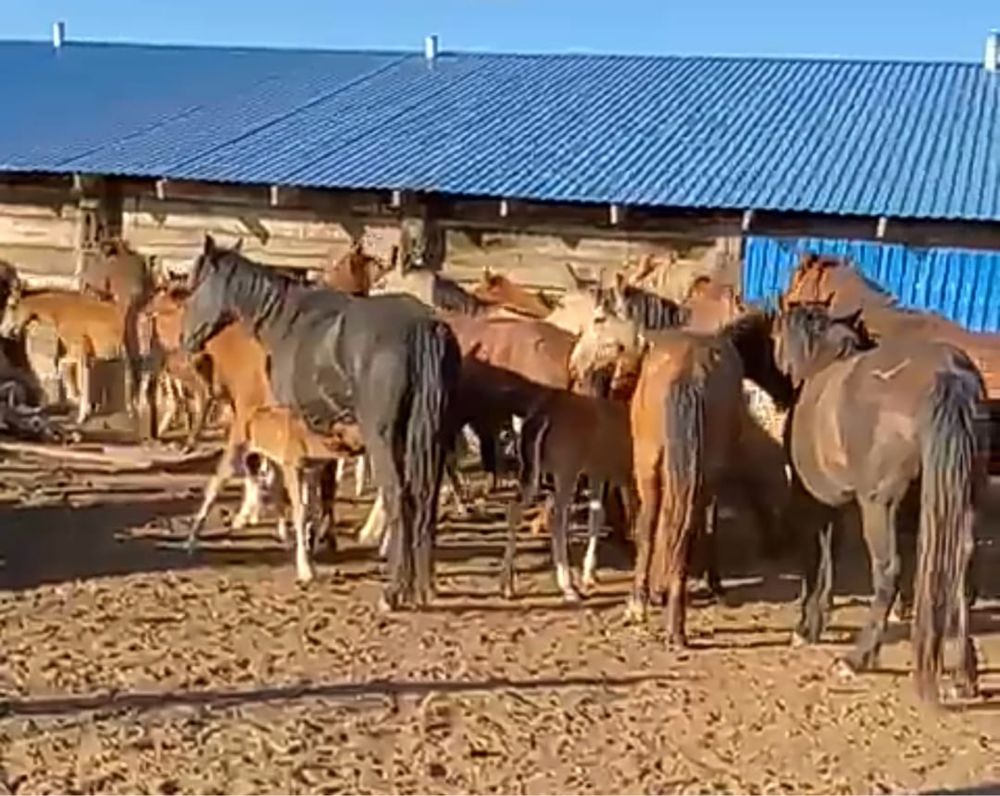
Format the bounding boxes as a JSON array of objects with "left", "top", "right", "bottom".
[
  {"left": 0, "top": 198, "right": 81, "bottom": 286},
  {"left": 122, "top": 196, "right": 401, "bottom": 276},
  {"left": 121, "top": 197, "right": 737, "bottom": 299},
  {"left": 443, "top": 230, "right": 740, "bottom": 300}
]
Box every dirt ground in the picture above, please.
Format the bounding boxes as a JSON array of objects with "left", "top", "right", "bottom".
[{"left": 0, "top": 441, "right": 997, "bottom": 795}]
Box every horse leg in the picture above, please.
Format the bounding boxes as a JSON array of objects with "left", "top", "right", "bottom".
[
  {"left": 313, "top": 460, "right": 338, "bottom": 555},
  {"left": 364, "top": 430, "right": 409, "bottom": 610},
  {"left": 550, "top": 477, "right": 580, "bottom": 603},
  {"left": 283, "top": 464, "right": 314, "bottom": 583},
  {"left": 270, "top": 466, "right": 290, "bottom": 546},
  {"left": 500, "top": 478, "right": 538, "bottom": 600},
  {"left": 443, "top": 450, "right": 471, "bottom": 517},
  {"left": 953, "top": 540, "right": 979, "bottom": 699},
  {"left": 75, "top": 349, "right": 92, "bottom": 425},
  {"left": 842, "top": 497, "right": 899, "bottom": 674},
  {"left": 232, "top": 464, "right": 263, "bottom": 530},
  {"left": 699, "top": 498, "right": 725, "bottom": 602},
  {"left": 184, "top": 381, "right": 214, "bottom": 450},
  {"left": 581, "top": 482, "right": 605, "bottom": 590},
  {"left": 188, "top": 437, "right": 242, "bottom": 551},
  {"left": 354, "top": 455, "right": 368, "bottom": 498},
  {"left": 357, "top": 489, "right": 387, "bottom": 547},
  {"left": 627, "top": 468, "right": 659, "bottom": 622}
]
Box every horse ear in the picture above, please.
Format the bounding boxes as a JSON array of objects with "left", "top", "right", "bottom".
[
  {"left": 835, "top": 308, "right": 864, "bottom": 328},
  {"left": 350, "top": 239, "right": 364, "bottom": 255},
  {"left": 820, "top": 291, "right": 835, "bottom": 308},
  {"left": 614, "top": 270, "right": 627, "bottom": 292},
  {"left": 203, "top": 234, "right": 217, "bottom": 257},
  {"left": 232, "top": 237, "right": 244, "bottom": 253}
]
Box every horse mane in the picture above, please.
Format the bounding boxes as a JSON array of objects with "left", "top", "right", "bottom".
[
  {"left": 431, "top": 274, "right": 489, "bottom": 315},
  {"left": 718, "top": 307, "right": 796, "bottom": 411},
  {"left": 597, "top": 284, "right": 690, "bottom": 330},
  {"left": 783, "top": 304, "right": 875, "bottom": 375}
]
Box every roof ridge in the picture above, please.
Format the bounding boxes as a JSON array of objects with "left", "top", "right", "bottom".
[{"left": 0, "top": 37, "right": 980, "bottom": 68}]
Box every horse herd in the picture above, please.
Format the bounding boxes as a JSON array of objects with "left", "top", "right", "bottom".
[{"left": 0, "top": 237, "right": 996, "bottom": 707}]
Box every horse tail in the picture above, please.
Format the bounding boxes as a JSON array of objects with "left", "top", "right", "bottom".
[
  {"left": 517, "top": 409, "right": 550, "bottom": 497},
  {"left": 405, "top": 319, "right": 461, "bottom": 602},
  {"left": 913, "top": 366, "right": 983, "bottom": 698},
  {"left": 651, "top": 369, "right": 705, "bottom": 595}
]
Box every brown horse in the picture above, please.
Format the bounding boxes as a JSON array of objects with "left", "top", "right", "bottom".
[
  {"left": 80, "top": 239, "right": 155, "bottom": 423},
  {"left": 0, "top": 288, "right": 128, "bottom": 424},
  {"left": 470, "top": 268, "right": 555, "bottom": 319},
  {"left": 623, "top": 330, "right": 746, "bottom": 645},
  {"left": 500, "top": 386, "right": 634, "bottom": 601},
  {"left": 784, "top": 254, "right": 1000, "bottom": 396},
  {"left": 322, "top": 241, "right": 394, "bottom": 296},
  {"left": 239, "top": 406, "right": 364, "bottom": 582},
  {"left": 775, "top": 302, "right": 987, "bottom": 702},
  {"left": 140, "top": 287, "right": 218, "bottom": 445}
]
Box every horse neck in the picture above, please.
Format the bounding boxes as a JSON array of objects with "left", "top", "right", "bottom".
[{"left": 228, "top": 271, "right": 301, "bottom": 351}]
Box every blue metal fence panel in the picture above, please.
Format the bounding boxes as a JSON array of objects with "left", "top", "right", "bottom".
[{"left": 743, "top": 236, "right": 1000, "bottom": 332}]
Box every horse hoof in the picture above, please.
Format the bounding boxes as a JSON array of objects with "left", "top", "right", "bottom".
[
  {"left": 623, "top": 599, "right": 646, "bottom": 624},
  {"left": 834, "top": 658, "right": 858, "bottom": 681},
  {"left": 296, "top": 569, "right": 314, "bottom": 585},
  {"left": 581, "top": 574, "right": 598, "bottom": 592},
  {"left": 789, "top": 631, "right": 809, "bottom": 648},
  {"left": 562, "top": 587, "right": 582, "bottom": 604},
  {"left": 378, "top": 594, "right": 399, "bottom": 614},
  {"left": 666, "top": 635, "right": 689, "bottom": 652}
]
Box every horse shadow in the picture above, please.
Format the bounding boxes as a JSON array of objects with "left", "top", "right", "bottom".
[{"left": 0, "top": 497, "right": 201, "bottom": 591}]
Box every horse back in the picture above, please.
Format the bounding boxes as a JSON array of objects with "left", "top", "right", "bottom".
[
  {"left": 205, "top": 323, "right": 274, "bottom": 412},
  {"left": 534, "top": 390, "right": 632, "bottom": 485},
  {"left": 447, "top": 315, "right": 573, "bottom": 390}
]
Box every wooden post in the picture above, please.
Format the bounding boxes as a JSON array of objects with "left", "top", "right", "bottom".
[{"left": 398, "top": 198, "right": 446, "bottom": 272}]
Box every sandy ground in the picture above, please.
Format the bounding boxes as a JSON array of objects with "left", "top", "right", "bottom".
[{"left": 0, "top": 442, "right": 997, "bottom": 795}]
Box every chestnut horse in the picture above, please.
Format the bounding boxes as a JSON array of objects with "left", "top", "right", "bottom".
[
  {"left": 622, "top": 330, "right": 747, "bottom": 645},
  {"left": 80, "top": 239, "right": 155, "bottom": 424},
  {"left": 470, "top": 268, "right": 556, "bottom": 319},
  {"left": 775, "top": 302, "right": 987, "bottom": 702},
  {"left": 322, "top": 241, "right": 394, "bottom": 296},
  {"left": 0, "top": 288, "right": 128, "bottom": 424}
]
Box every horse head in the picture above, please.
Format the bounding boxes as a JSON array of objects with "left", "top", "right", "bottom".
[
  {"left": 774, "top": 300, "right": 868, "bottom": 386},
  {"left": 182, "top": 234, "right": 241, "bottom": 353},
  {"left": 683, "top": 275, "right": 745, "bottom": 333},
  {"left": 569, "top": 311, "right": 644, "bottom": 395}
]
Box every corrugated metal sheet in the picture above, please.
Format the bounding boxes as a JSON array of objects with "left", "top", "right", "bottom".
[
  {"left": 1, "top": 42, "right": 1000, "bottom": 220},
  {"left": 743, "top": 235, "right": 1000, "bottom": 332}
]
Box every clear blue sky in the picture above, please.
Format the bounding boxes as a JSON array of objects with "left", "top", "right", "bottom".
[{"left": 0, "top": 0, "right": 997, "bottom": 62}]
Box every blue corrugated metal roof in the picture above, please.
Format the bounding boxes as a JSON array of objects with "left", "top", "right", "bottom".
[
  {"left": 2, "top": 40, "right": 1000, "bottom": 220},
  {"left": 744, "top": 235, "right": 1000, "bottom": 332}
]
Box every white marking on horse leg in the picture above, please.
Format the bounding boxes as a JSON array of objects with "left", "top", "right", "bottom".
[
  {"left": 512, "top": 416, "right": 524, "bottom": 435},
  {"left": 232, "top": 473, "right": 262, "bottom": 529},
  {"left": 336, "top": 457, "right": 347, "bottom": 484},
  {"left": 354, "top": 455, "right": 367, "bottom": 498},
  {"left": 75, "top": 357, "right": 91, "bottom": 424},
  {"left": 357, "top": 490, "right": 386, "bottom": 546},
  {"left": 290, "top": 469, "right": 314, "bottom": 583},
  {"left": 582, "top": 497, "right": 603, "bottom": 588}
]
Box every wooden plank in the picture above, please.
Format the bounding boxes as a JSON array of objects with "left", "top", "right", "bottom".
[
  {"left": 0, "top": 211, "right": 79, "bottom": 249},
  {"left": 0, "top": 201, "right": 80, "bottom": 221},
  {"left": 0, "top": 244, "right": 77, "bottom": 276},
  {"left": 0, "top": 440, "right": 220, "bottom": 473}
]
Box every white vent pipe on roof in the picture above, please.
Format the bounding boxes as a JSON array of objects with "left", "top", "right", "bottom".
[
  {"left": 424, "top": 34, "right": 439, "bottom": 62},
  {"left": 52, "top": 20, "right": 66, "bottom": 49},
  {"left": 986, "top": 30, "right": 999, "bottom": 72}
]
